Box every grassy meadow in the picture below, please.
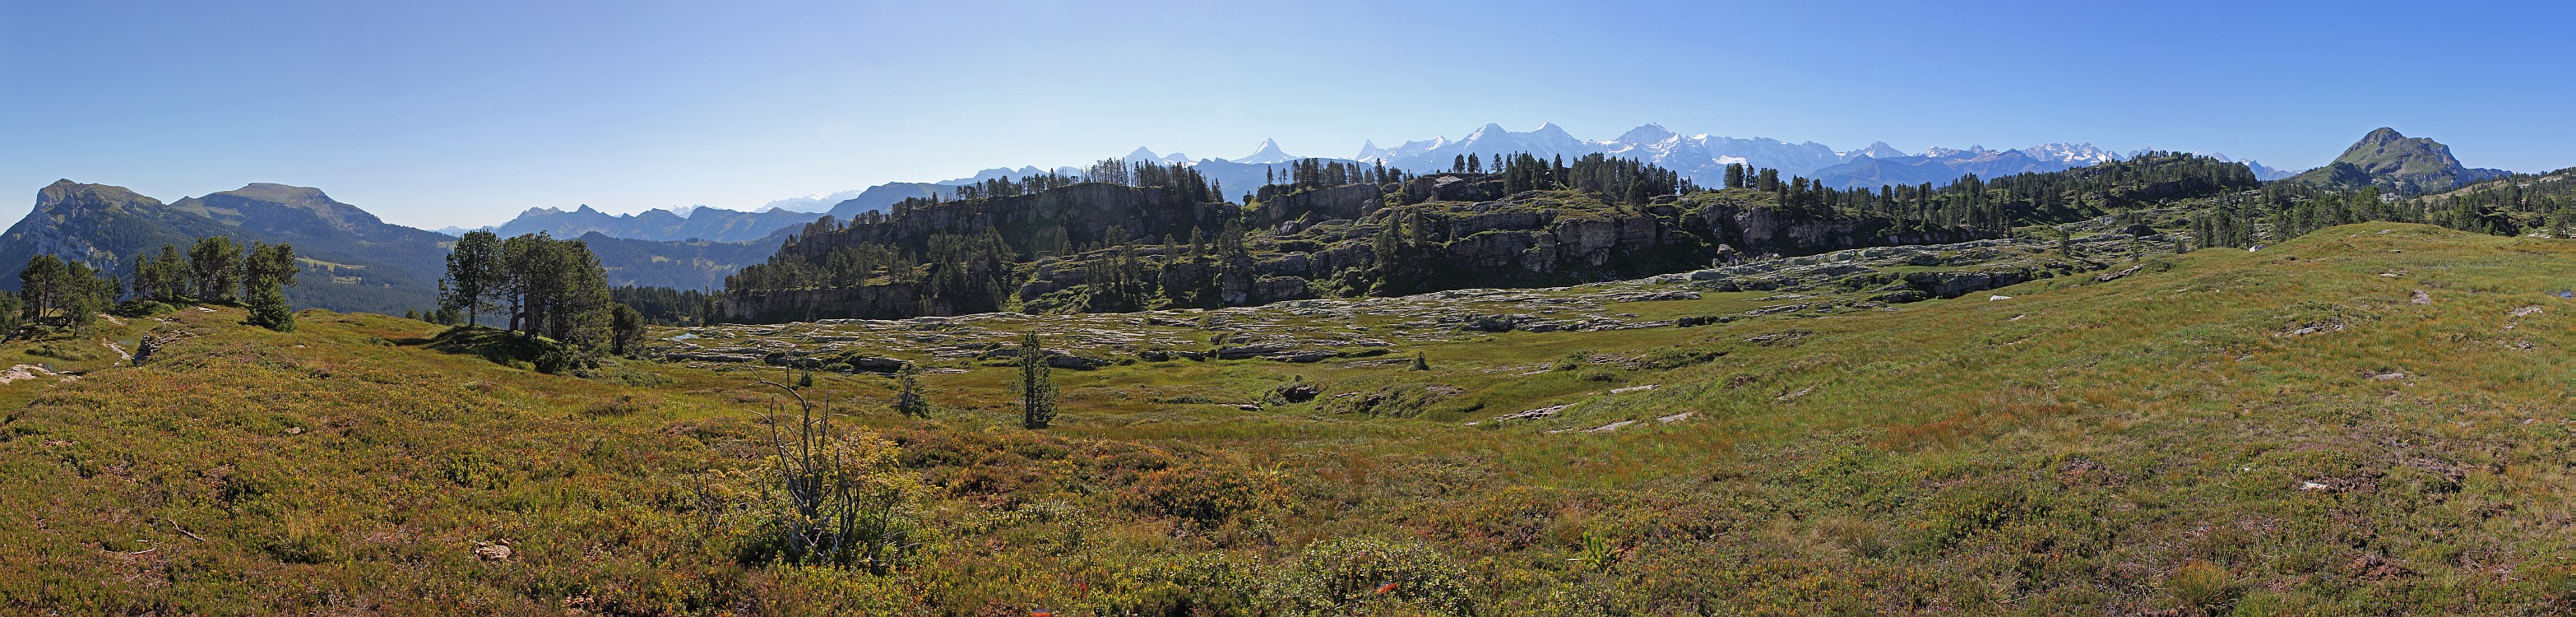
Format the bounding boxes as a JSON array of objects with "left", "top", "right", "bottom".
[{"left": 2, "top": 222, "right": 2572, "bottom": 615}]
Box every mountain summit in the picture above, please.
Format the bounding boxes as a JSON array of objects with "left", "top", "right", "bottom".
[
  {"left": 1234, "top": 138, "right": 1297, "bottom": 164},
  {"left": 2289, "top": 128, "right": 2505, "bottom": 193}
]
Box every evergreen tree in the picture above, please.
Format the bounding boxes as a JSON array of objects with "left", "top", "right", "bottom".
[
  {"left": 17, "top": 254, "right": 65, "bottom": 327},
  {"left": 19, "top": 254, "right": 121, "bottom": 334},
  {"left": 1016, "top": 332, "right": 1056, "bottom": 429},
  {"left": 893, "top": 363, "right": 929, "bottom": 418},
  {"left": 241, "top": 242, "right": 299, "bottom": 332},
  {"left": 0, "top": 295, "right": 19, "bottom": 342},
  {"left": 609, "top": 304, "right": 646, "bottom": 357},
  {"left": 442, "top": 230, "right": 505, "bottom": 327},
  {"left": 188, "top": 236, "right": 243, "bottom": 304}
]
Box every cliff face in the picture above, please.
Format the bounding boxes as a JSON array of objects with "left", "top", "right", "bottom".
[
  {"left": 785, "top": 183, "right": 1230, "bottom": 261},
  {"left": 730, "top": 180, "right": 1993, "bottom": 322},
  {"left": 723, "top": 282, "right": 929, "bottom": 322},
  {"left": 1697, "top": 197, "right": 1980, "bottom": 257},
  {"left": 1251, "top": 183, "right": 1383, "bottom": 226}
]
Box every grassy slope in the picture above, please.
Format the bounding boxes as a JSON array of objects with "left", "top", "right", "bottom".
[{"left": 2, "top": 222, "right": 2572, "bottom": 615}]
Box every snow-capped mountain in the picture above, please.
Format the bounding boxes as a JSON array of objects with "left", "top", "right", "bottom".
[
  {"left": 509, "top": 122, "right": 2301, "bottom": 244},
  {"left": 1345, "top": 122, "right": 2298, "bottom": 190},
  {"left": 1234, "top": 139, "right": 1299, "bottom": 164},
  {"left": 2024, "top": 143, "right": 2122, "bottom": 166},
  {"left": 1810, "top": 146, "right": 2083, "bottom": 189}
]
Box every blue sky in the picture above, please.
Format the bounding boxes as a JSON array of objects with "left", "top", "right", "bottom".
[{"left": 3, "top": 0, "right": 2570, "bottom": 228}]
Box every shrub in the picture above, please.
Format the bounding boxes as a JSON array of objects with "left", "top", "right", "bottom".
[
  {"left": 739, "top": 376, "right": 929, "bottom": 573},
  {"left": 1125, "top": 464, "right": 1281, "bottom": 527},
  {"left": 1263, "top": 536, "right": 1476, "bottom": 616},
  {"left": 2166, "top": 561, "right": 2240, "bottom": 615}
]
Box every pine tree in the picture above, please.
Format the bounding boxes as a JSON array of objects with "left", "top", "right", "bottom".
[
  {"left": 17, "top": 254, "right": 64, "bottom": 326},
  {"left": 442, "top": 230, "right": 504, "bottom": 327},
  {"left": 188, "top": 236, "right": 243, "bottom": 304},
  {"left": 893, "top": 363, "right": 929, "bottom": 418},
  {"left": 609, "top": 304, "right": 646, "bottom": 357},
  {"left": 0, "top": 295, "right": 19, "bottom": 342},
  {"left": 1016, "top": 332, "right": 1056, "bottom": 429},
  {"left": 241, "top": 242, "right": 299, "bottom": 332}
]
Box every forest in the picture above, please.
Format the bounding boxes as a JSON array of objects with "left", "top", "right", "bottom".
[{"left": 702, "top": 152, "right": 2544, "bottom": 324}]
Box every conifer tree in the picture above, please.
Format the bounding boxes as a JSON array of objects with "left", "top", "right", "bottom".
[
  {"left": 442, "top": 230, "right": 504, "bottom": 327},
  {"left": 188, "top": 236, "right": 243, "bottom": 304},
  {"left": 1016, "top": 332, "right": 1056, "bottom": 429},
  {"left": 0, "top": 295, "right": 19, "bottom": 342},
  {"left": 241, "top": 242, "right": 299, "bottom": 332},
  {"left": 893, "top": 363, "right": 929, "bottom": 418},
  {"left": 609, "top": 304, "right": 646, "bottom": 356}
]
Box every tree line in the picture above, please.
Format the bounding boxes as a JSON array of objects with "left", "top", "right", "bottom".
[
  {"left": 437, "top": 230, "right": 646, "bottom": 359},
  {"left": 5, "top": 236, "right": 302, "bottom": 340}
]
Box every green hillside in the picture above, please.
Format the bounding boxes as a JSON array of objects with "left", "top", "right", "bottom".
[
  {"left": 4, "top": 222, "right": 2569, "bottom": 615},
  {"left": 2288, "top": 128, "right": 2508, "bottom": 193},
  {"left": 1, "top": 181, "right": 783, "bottom": 314}
]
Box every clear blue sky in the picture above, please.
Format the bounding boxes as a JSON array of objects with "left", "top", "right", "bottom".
[{"left": 4, "top": 0, "right": 2570, "bottom": 228}]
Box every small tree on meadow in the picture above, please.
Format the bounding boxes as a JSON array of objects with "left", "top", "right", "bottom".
[
  {"left": 893, "top": 364, "right": 929, "bottom": 419},
  {"left": 241, "top": 242, "right": 299, "bottom": 332},
  {"left": 1016, "top": 332, "right": 1056, "bottom": 429}
]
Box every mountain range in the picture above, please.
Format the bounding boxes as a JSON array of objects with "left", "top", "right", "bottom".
[
  {"left": 0, "top": 181, "right": 767, "bottom": 315},
  {"left": 464, "top": 122, "right": 2307, "bottom": 246},
  {"left": 0, "top": 181, "right": 454, "bottom": 316},
  {"left": 1, "top": 126, "right": 2490, "bottom": 318},
  {"left": 1348, "top": 122, "right": 2300, "bottom": 189}
]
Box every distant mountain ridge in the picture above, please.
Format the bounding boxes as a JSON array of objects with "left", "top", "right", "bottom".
[
  {"left": 489, "top": 204, "right": 816, "bottom": 244},
  {"left": 0, "top": 181, "right": 450, "bottom": 315},
  {"left": 1341, "top": 122, "right": 2289, "bottom": 191},
  {"left": 1, "top": 180, "right": 771, "bottom": 315},
  {"left": 462, "top": 122, "right": 2328, "bottom": 244}
]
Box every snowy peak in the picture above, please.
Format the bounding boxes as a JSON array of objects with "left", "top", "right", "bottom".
[
  {"left": 1845, "top": 141, "right": 1907, "bottom": 160},
  {"left": 2022, "top": 143, "right": 2120, "bottom": 165},
  {"left": 1353, "top": 140, "right": 1386, "bottom": 161},
  {"left": 1235, "top": 138, "right": 1298, "bottom": 164},
  {"left": 1612, "top": 123, "right": 1679, "bottom": 146}
]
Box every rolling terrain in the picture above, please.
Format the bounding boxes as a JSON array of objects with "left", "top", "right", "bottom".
[{"left": 3, "top": 221, "right": 2569, "bottom": 614}]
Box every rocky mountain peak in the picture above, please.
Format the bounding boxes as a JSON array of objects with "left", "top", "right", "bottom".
[
  {"left": 1235, "top": 138, "right": 1296, "bottom": 164},
  {"left": 2292, "top": 128, "right": 2504, "bottom": 193}
]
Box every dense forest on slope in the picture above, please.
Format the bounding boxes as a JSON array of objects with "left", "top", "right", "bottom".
[{"left": 712, "top": 153, "right": 2277, "bottom": 322}]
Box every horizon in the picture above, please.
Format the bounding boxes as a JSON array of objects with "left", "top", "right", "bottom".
[{"left": 7, "top": 1, "right": 2573, "bottom": 228}]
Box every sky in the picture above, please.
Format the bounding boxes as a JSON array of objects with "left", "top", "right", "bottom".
[{"left": 4, "top": 0, "right": 2573, "bottom": 228}]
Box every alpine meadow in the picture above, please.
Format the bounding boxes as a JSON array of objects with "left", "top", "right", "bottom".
[{"left": 5, "top": 2, "right": 2575, "bottom": 615}]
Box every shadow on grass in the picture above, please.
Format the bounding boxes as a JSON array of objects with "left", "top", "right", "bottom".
[{"left": 423, "top": 326, "right": 590, "bottom": 373}]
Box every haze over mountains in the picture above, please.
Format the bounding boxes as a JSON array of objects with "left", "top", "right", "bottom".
[
  {"left": 0, "top": 125, "right": 2510, "bottom": 320},
  {"left": 475, "top": 122, "right": 2305, "bottom": 245}
]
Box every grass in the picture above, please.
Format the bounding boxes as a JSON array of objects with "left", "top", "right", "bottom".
[{"left": 1, "top": 222, "right": 2573, "bottom": 615}]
